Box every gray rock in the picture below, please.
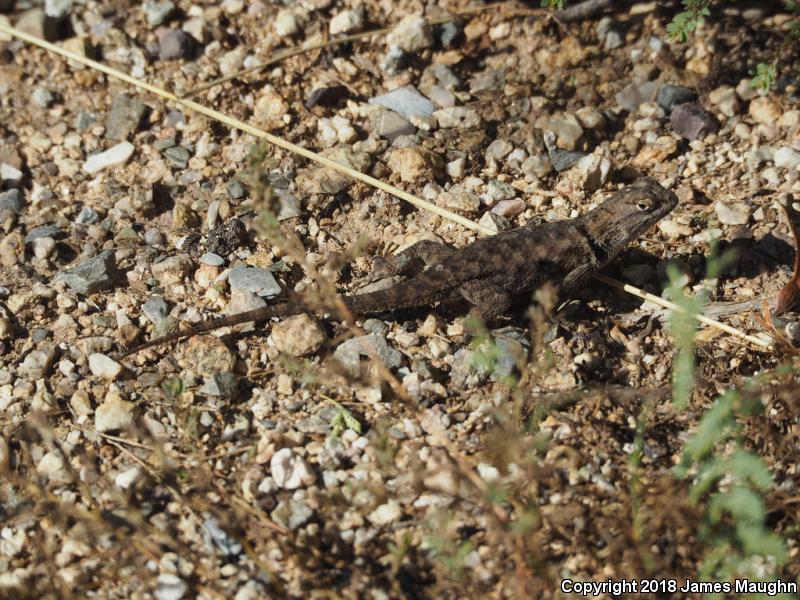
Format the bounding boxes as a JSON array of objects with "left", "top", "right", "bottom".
[
  {"left": 202, "top": 516, "right": 242, "bottom": 556},
  {"left": 470, "top": 69, "right": 505, "bottom": 94},
  {"left": 163, "top": 145, "right": 190, "bottom": 168},
  {"left": 429, "top": 63, "right": 462, "bottom": 90},
  {"left": 485, "top": 139, "right": 513, "bottom": 161},
  {"left": 333, "top": 334, "right": 403, "bottom": 376},
  {"left": 544, "top": 116, "right": 583, "bottom": 150},
  {"left": 32, "top": 87, "right": 54, "bottom": 108},
  {"left": 199, "top": 372, "right": 238, "bottom": 397},
  {"left": 425, "top": 84, "right": 455, "bottom": 109},
  {"left": 747, "top": 146, "right": 775, "bottom": 169},
  {"left": 669, "top": 103, "right": 719, "bottom": 140},
  {"left": 25, "top": 224, "right": 63, "bottom": 244},
  {"left": 521, "top": 154, "right": 553, "bottom": 177},
  {"left": 153, "top": 137, "right": 175, "bottom": 151},
  {"left": 478, "top": 211, "right": 511, "bottom": 233},
  {"left": 143, "top": 229, "right": 165, "bottom": 246},
  {"left": 385, "top": 15, "right": 432, "bottom": 52},
  {"left": 54, "top": 250, "right": 117, "bottom": 295},
  {"left": 224, "top": 290, "right": 266, "bottom": 327},
  {"left": 199, "top": 252, "right": 224, "bottom": 266},
  {"left": 774, "top": 147, "right": 800, "bottom": 170},
  {"left": 656, "top": 85, "right": 697, "bottom": 114},
  {"left": 18, "top": 345, "right": 58, "bottom": 379},
  {"left": 75, "top": 206, "right": 99, "bottom": 224},
  {"left": 225, "top": 178, "right": 247, "bottom": 199},
  {"left": 158, "top": 29, "right": 195, "bottom": 60},
  {"left": 228, "top": 267, "right": 281, "bottom": 298},
  {"left": 483, "top": 179, "right": 516, "bottom": 202},
  {"left": 370, "top": 108, "right": 415, "bottom": 141},
  {"left": 363, "top": 318, "right": 388, "bottom": 336},
  {"left": 142, "top": 296, "right": 170, "bottom": 329},
  {"left": 36, "top": 450, "right": 68, "bottom": 483},
  {"left": 0, "top": 189, "right": 23, "bottom": 214},
  {"left": 144, "top": 1, "right": 175, "bottom": 27},
  {"left": 450, "top": 347, "right": 488, "bottom": 389},
  {"left": 74, "top": 110, "right": 98, "bottom": 131},
  {"left": 370, "top": 85, "right": 435, "bottom": 119},
  {"left": 270, "top": 499, "right": 314, "bottom": 530},
  {"left": 615, "top": 81, "right": 660, "bottom": 112},
  {"left": 276, "top": 189, "right": 302, "bottom": 220},
  {"left": 604, "top": 29, "right": 623, "bottom": 50},
  {"left": 106, "top": 94, "right": 148, "bottom": 141},
  {"left": 596, "top": 16, "right": 624, "bottom": 49},
  {"left": 549, "top": 149, "right": 586, "bottom": 172}
]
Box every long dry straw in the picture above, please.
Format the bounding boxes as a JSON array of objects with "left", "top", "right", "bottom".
[{"left": 0, "top": 22, "right": 773, "bottom": 350}]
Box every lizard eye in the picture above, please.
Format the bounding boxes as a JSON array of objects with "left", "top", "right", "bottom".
[{"left": 636, "top": 199, "right": 652, "bottom": 211}]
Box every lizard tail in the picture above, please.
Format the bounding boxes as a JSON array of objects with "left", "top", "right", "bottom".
[{"left": 116, "top": 300, "right": 311, "bottom": 359}]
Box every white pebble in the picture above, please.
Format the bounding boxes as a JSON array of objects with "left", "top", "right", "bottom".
[
  {"left": 270, "top": 448, "right": 316, "bottom": 489},
  {"left": 88, "top": 353, "right": 123, "bottom": 380},
  {"left": 83, "top": 142, "right": 135, "bottom": 175}
]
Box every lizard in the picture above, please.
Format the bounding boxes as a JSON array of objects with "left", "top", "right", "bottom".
[{"left": 118, "top": 177, "right": 678, "bottom": 358}]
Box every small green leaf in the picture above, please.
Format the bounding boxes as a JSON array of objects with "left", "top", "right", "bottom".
[{"left": 708, "top": 486, "right": 764, "bottom": 523}]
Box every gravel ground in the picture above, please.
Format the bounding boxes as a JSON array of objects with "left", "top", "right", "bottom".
[{"left": 1, "top": 0, "right": 800, "bottom": 598}]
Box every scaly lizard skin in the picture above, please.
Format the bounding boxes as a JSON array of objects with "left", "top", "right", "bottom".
[{"left": 119, "top": 177, "right": 677, "bottom": 358}]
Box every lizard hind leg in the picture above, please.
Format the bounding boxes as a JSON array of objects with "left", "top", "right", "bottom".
[
  {"left": 458, "top": 279, "right": 511, "bottom": 323},
  {"left": 367, "top": 239, "right": 456, "bottom": 283}
]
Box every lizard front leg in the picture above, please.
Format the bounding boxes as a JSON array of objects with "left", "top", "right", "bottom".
[
  {"left": 368, "top": 239, "right": 456, "bottom": 282},
  {"left": 559, "top": 262, "right": 597, "bottom": 296},
  {"left": 458, "top": 279, "right": 511, "bottom": 322}
]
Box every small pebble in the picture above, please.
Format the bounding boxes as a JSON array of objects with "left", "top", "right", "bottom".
[
  {"left": 715, "top": 200, "right": 751, "bottom": 225},
  {"left": 82, "top": 142, "right": 135, "bottom": 174},
  {"left": 749, "top": 97, "right": 781, "bottom": 125},
  {"left": 370, "top": 85, "right": 434, "bottom": 119},
  {"left": 367, "top": 501, "right": 402, "bottom": 525},
  {"left": 53, "top": 251, "right": 117, "bottom": 295},
  {"left": 270, "top": 314, "right": 326, "bottom": 357},
  {"left": 386, "top": 15, "right": 432, "bottom": 52},
  {"left": 329, "top": 8, "right": 363, "bottom": 35},
  {"left": 270, "top": 448, "right": 316, "bottom": 489},
  {"left": 228, "top": 267, "right": 281, "bottom": 298},
  {"left": 656, "top": 85, "right": 697, "bottom": 113},
  {"left": 32, "top": 87, "right": 54, "bottom": 108},
  {"left": 143, "top": 1, "right": 175, "bottom": 27},
  {"left": 669, "top": 103, "right": 719, "bottom": 140},
  {"left": 158, "top": 29, "right": 195, "bottom": 61},
  {"left": 774, "top": 147, "right": 800, "bottom": 170},
  {"left": 95, "top": 396, "right": 135, "bottom": 432}
]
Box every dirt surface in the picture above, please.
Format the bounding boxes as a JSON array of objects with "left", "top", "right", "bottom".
[{"left": 1, "top": 0, "right": 799, "bottom": 598}]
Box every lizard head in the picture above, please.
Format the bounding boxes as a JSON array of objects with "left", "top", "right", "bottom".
[{"left": 583, "top": 177, "right": 678, "bottom": 257}]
